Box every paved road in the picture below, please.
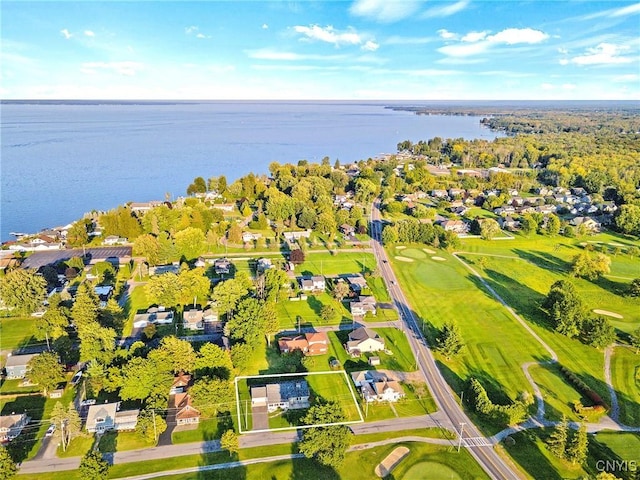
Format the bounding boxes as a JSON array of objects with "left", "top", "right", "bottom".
[{"left": 369, "top": 199, "right": 522, "bottom": 480}]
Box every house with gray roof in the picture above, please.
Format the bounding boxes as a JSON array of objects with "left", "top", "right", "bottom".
[
  {"left": 4, "top": 354, "right": 37, "bottom": 379},
  {"left": 345, "top": 327, "right": 385, "bottom": 356},
  {"left": 250, "top": 381, "right": 310, "bottom": 413}
]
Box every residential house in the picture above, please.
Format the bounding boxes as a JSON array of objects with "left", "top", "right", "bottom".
[
  {"left": 174, "top": 392, "right": 201, "bottom": 426},
  {"left": 94, "top": 285, "right": 114, "bottom": 306},
  {"left": 114, "top": 409, "right": 140, "bottom": 431},
  {"left": 103, "top": 235, "right": 127, "bottom": 245},
  {"left": 256, "top": 258, "right": 273, "bottom": 273},
  {"left": 346, "top": 274, "right": 368, "bottom": 294},
  {"left": 350, "top": 296, "right": 377, "bottom": 318},
  {"left": 498, "top": 216, "right": 520, "bottom": 231},
  {"left": 202, "top": 306, "right": 222, "bottom": 333},
  {"left": 149, "top": 263, "right": 180, "bottom": 276},
  {"left": 299, "top": 277, "right": 314, "bottom": 292},
  {"left": 214, "top": 258, "right": 232, "bottom": 275},
  {"left": 194, "top": 257, "right": 207, "bottom": 268},
  {"left": 133, "top": 307, "right": 174, "bottom": 329},
  {"left": 242, "top": 232, "right": 262, "bottom": 243},
  {"left": 570, "top": 216, "right": 601, "bottom": 232},
  {"left": 350, "top": 371, "right": 405, "bottom": 403},
  {"left": 297, "top": 275, "right": 325, "bottom": 292},
  {"left": 431, "top": 189, "right": 448, "bottom": 198},
  {"left": 438, "top": 220, "right": 469, "bottom": 234},
  {"left": 278, "top": 332, "right": 329, "bottom": 356},
  {"left": 170, "top": 373, "right": 192, "bottom": 395},
  {"left": 250, "top": 381, "right": 310, "bottom": 413},
  {"left": 213, "top": 203, "right": 236, "bottom": 212},
  {"left": 130, "top": 201, "right": 163, "bottom": 214},
  {"left": 183, "top": 309, "right": 204, "bottom": 330},
  {"left": 283, "top": 230, "right": 312, "bottom": 243},
  {"left": 4, "top": 354, "right": 37, "bottom": 379},
  {"left": 345, "top": 327, "right": 385, "bottom": 356},
  {"left": 0, "top": 414, "right": 30, "bottom": 443},
  {"left": 340, "top": 224, "right": 355, "bottom": 236},
  {"left": 85, "top": 403, "right": 117, "bottom": 433}
]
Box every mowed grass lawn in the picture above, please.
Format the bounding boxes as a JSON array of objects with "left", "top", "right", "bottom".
[
  {"left": 389, "top": 247, "right": 551, "bottom": 405},
  {"left": 0, "top": 316, "right": 39, "bottom": 354},
  {"left": 119, "top": 441, "right": 489, "bottom": 480},
  {"left": 276, "top": 292, "right": 350, "bottom": 329},
  {"left": 296, "top": 252, "right": 376, "bottom": 276},
  {"left": 611, "top": 346, "right": 640, "bottom": 426}
]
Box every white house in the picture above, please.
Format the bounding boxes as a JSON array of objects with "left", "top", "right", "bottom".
[
  {"left": 350, "top": 296, "right": 377, "bottom": 317},
  {"left": 351, "top": 371, "right": 405, "bottom": 403},
  {"left": 251, "top": 381, "right": 310, "bottom": 413},
  {"left": 86, "top": 403, "right": 139, "bottom": 433},
  {"left": 345, "top": 327, "right": 385, "bottom": 356},
  {"left": 0, "top": 414, "right": 30, "bottom": 443}
]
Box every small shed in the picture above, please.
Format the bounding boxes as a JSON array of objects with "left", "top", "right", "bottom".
[{"left": 368, "top": 356, "right": 381, "bottom": 366}]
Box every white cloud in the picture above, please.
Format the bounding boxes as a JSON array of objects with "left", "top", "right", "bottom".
[
  {"left": 185, "top": 26, "right": 198, "bottom": 35},
  {"left": 245, "top": 48, "right": 347, "bottom": 61},
  {"left": 262, "top": 24, "right": 269, "bottom": 29},
  {"left": 557, "top": 48, "right": 568, "bottom": 55},
  {"left": 293, "top": 25, "right": 362, "bottom": 46},
  {"left": 60, "top": 29, "right": 72, "bottom": 39},
  {"left": 84, "top": 30, "right": 95, "bottom": 37},
  {"left": 196, "top": 33, "right": 211, "bottom": 39},
  {"left": 438, "top": 27, "right": 549, "bottom": 58},
  {"left": 488, "top": 28, "right": 549, "bottom": 45},
  {"left": 386, "top": 35, "right": 436, "bottom": 45},
  {"left": 461, "top": 31, "right": 489, "bottom": 43},
  {"left": 437, "top": 29, "right": 458, "bottom": 40},
  {"left": 541, "top": 83, "right": 555, "bottom": 90},
  {"left": 421, "top": 0, "right": 469, "bottom": 18},
  {"left": 578, "top": 2, "right": 640, "bottom": 20},
  {"left": 362, "top": 40, "right": 379, "bottom": 51},
  {"left": 349, "top": 0, "right": 423, "bottom": 23},
  {"left": 612, "top": 73, "right": 639, "bottom": 82},
  {"left": 80, "top": 61, "right": 143, "bottom": 76},
  {"left": 568, "top": 43, "right": 633, "bottom": 65},
  {"left": 562, "top": 83, "right": 576, "bottom": 90}
]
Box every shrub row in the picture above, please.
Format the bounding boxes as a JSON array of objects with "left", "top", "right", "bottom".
[{"left": 558, "top": 365, "right": 607, "bottom": 408}]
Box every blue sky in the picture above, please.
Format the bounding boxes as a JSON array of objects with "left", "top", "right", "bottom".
[{"left": 2, "top": 1, "right": 639, "bottom": 100}]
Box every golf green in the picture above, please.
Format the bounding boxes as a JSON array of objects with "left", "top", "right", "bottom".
[{"left": 402, "top": 461, "right": 462, "bottom": 480}]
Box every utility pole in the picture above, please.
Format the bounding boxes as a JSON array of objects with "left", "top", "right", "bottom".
[
  {"left": 245, "top": 400, "right": 248, "bottom": 429},
  {"left": 152, "top": 409, "right": 158, "bottom": 442},
  {"left": 460, "top": 391, "right": 464, "bottom": 406},
  {"left": 457, "top": 422, "right": 466, "bottom": 453}
]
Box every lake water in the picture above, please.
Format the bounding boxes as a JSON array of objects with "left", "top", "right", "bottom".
[{"left": 1, "top": 101, "right": 501, "bottom": 240}]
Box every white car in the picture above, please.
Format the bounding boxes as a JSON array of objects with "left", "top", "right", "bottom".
[
  {"left": 45, "top": 424, "right": 56, "bottom": 437},
  {"left": 81, "top": 399, "right": 96, "bottom": 407}
]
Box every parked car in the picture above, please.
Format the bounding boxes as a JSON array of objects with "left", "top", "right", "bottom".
[
  {"left": 45, "top": 424, "right": 56, "bottom": 437},
  {"left": 70, "top": 371, "right": 82, "bottom": 386},
  {"left": 81, "top": 399, "right": 96, "bottom": 407}
]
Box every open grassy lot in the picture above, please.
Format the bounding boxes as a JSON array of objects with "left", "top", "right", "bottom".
[
  {"left": 295, "top": 252, "right": 376, "bottom": 276},
  {"left": 529, "top": 364, "right": 605, "bottom": 423},
  {"left": 99, "top": 430, "right": 154, "bottom": 453},
  {"left": 360, "top": 383, "right": 437, "bottom": 421},
  {"left": 610, "top": 346, "right": 640, "bottom": 426},
  {"left": 172, "top": 413, "right": 237, "bottom": 444},
  {"left": 57, "top": 434, "right": 94, "bottom": 458},
  {"left": 0, "top": 316, "right": 40, "bottom": 355},
  {"left": 276, "top": 292, "right": 351, "bottom": 329},
  {"left": 502, "top": 429, "right": 589, "bottom": 480},
  {"left": 591, "top": 430, "right": 640, "bottom": 463}
]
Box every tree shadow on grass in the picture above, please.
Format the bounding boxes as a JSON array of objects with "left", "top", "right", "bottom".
[
  {"left": 3, "top": 394, "right": 45, "bottom": 463},
  {"left": 513, "top": 249, "right": 571, "bottom": 274},
  {"left": 306, "top": 295, "right": 323, "bottom": 316}
]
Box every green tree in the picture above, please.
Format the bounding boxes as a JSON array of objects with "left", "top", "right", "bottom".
[
  {"left": 571, "top": 251, "right": 611, "bottom": 280},
  {"left": 381, "top": 224, "right": 398, "bottom": 245},
  {"left": 261, "top": 301, "right": 279, "bottom": 347},
  {"left": 333, "top": 281, "right": 350, "bottom": 302},
  {"left": 263, "top": 268, "right": 289, "bottom": 302},
  {"left": 119, "top": 356, "right": 173, "bottom": 405},
  {"left": 79, "top": 451, "right": 110, "bottom": 480},
  {"left": 227, "top": 223, "right": 243, "bottom": 244},
  {"left": 35, "top": 304, "right": 69, "bottom": 346},
  {"left": 0, "top": 268, "right": 47, "bottom": 314},
  {"left": 225, "top": 298, "right": 264, "bottom": 345},
  {"left": 50, "top": 402, "right": 82, "bottom": 452},
  {"left": 135, "top": 409, "right": 166, "bottom": 443},
  {"left": 566, "top": 424, "right": 588, "bottom": 466},
  {"left": 230, "top": 342, "right": 253, "bottom": 372},
  {"left": 66, "top": 221, "right": 90, "bottom": 247},
  {"left": 177, "top": 268, "right": 211, "bottom": 306},
  {"left": 582, "top": 316, "right": 616, "bottom": 349},
  {"left": 0, "top": 446, "right": 17, "bottom": 479},
  {"left": 133, "top": 234, "right": 161, "bottom": 266},
  {"left": 480, "top": 218, "right": 501, "bottom": 240},
  {"left": 174, "top": 227, "right": 206, "bottom": 260},
  {"left": 71, "top": 283, "right": 100, "bottom": 329},
  {"left": 520, "top": 214, "right": 538, "bottom": 236},
  {"left": 627, "top": 278, "right": 640, "bottom": 297},
  {"left": 221, "top": 430, "right": 239, "bottom": 457},
  {"left": 190, "top": 378, "right": 234, "bottom": 417},
  {"left": 299, "top": 400, "right": 351, "bottom": 468},
  {"left": 145, "top": 272, "right": 180, "bottom": 307},
  {"left": 543, "top": 280, "right": 584, "bottom": 338},
  {"left": 195, "top": 343, "right": 233, "bottom": 379},
  {"left": 546, "top": 414, "right": 568, "bottom": 459},
  {"left": 615, "top": 204, "right": 640, "bottom": 236},
  {"left": 212, "top": 278, "right": 250, "bottom": 318},
  {"left": 77, "top": 325, "right": 117, "bottom": 363},
  {"left": 150, "top": 337, "right": 197, "bottom": 374},
  {"left": 27, "top": 352, "right": 65, "bottom": 395},
  {"left": 320, "top": 304, "right": 337, "bottom": 323},
  {"left": 630, "top": 327, "right": 640, "bottom": 354},
  {"left": 545, "top": 213, "right": 561, "bottom": 236},
  {"left": 437, "top": 321, "right": 465, "bottom": 360}
]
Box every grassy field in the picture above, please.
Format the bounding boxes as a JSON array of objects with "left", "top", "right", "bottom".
[
  {"left": 0, "top": 316, "right": 40, "bottom": 355},
  {"left": 610, "top": 346, "right": 640, "bottom": 426},
  {"left": 295, "top": 252, "right": 376, "bottom": 277},
  {"left": 502, "top": 429, "right": 589, "bottom": 480},
  {"left": 99, "top": 430, "right": 154, "bottom": 452},
  {"left": 137, "top": 441, "right": 489, "bottom": 480},
  {"left": 276, "top": 292, "right": 351, "bottom": 329}
]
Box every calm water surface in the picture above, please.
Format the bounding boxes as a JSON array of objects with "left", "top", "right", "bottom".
[{"left": 1, "top": 101, "right": 500, "bottom": 240}]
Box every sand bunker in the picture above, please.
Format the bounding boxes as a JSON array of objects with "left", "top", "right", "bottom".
[
  {"left": 593, "top": 309, "right": 623, "bottom": 319},
  {"left": 395, "top": 246, "right": 406, "bottom": 250},
  {"left": 432, "top": 256, "right": 446, "bottom": 261},
  {"left": 395, "top": 256, "right": 414, "bottom": 262},
  {"left": 375, "top": 446, "right": 410, "bottom": 478},
  {"left": 423, "top": 248, "right": 436, "bottom": 254}
]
